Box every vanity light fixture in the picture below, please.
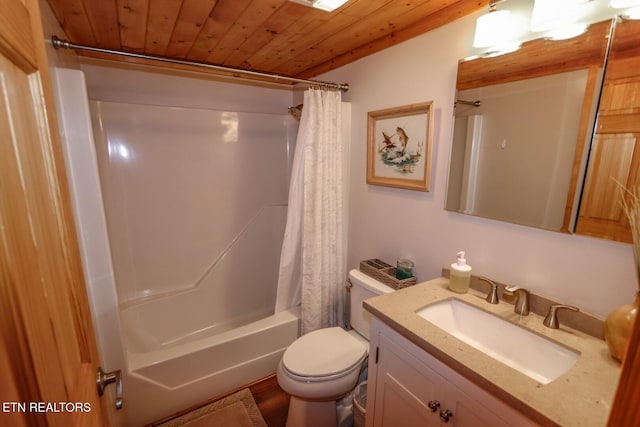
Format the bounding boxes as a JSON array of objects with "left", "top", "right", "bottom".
[
  {"left": 609, "top": 0, "right": 640, "bottom": 7},
  {"left": 623, "top": 6, "right": 640, "bottom": 17},
  {"left": 545, "top": 22, "right": 588, "bottom": 40},
  {"left": 531, "top": 0, "right": 591, "bottom": 39},
  {"left": 473, "top": 0, "right": 515, "bottom": 48},
  {"left": 288, "top": 0, "right": 348, "bottom": 12},
  {"left": 483, "top": 41, "right": 521, "bottom": 57},
  {"left": 610, "top": 0, "right": 640, "bottom": 18}
]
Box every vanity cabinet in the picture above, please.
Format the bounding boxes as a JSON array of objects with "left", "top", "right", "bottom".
[{"left": 365, "top": 318, "right": 537, "bottom": 427}]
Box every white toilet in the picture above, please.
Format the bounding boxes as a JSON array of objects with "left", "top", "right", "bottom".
[{"left": 277, "top": 269, "right": 394, "bottom": 427}]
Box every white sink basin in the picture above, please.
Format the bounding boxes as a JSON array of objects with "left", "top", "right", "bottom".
[{"left": 415, "top": 299, "right": 579, "bottom": 384}]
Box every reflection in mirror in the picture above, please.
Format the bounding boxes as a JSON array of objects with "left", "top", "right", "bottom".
[
  {"left": 576, "top": 17, "right": 640, "bottom": 243},
  {"left": 446, "top": 20, "right": 611, "bottom": 232}
]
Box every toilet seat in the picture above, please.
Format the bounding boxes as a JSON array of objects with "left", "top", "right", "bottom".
[{"left": 281, "top": 327, "right": 367, "bottom": 382}]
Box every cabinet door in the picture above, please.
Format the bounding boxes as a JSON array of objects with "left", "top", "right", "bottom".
[
  {"left": 372, "top": 334, "right": 442, "bottom": 426},
  {"left": 369, "top": 319, "right": 536, "bottom": 427},
  {"left": 446, "top": 385, "right": 510, "bottom": 427}
]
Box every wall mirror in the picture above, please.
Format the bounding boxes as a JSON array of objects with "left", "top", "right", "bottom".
[
  {"left": 576, "top": 17, "right": 640, "bottom": 243},
  {"left": 445, "top": 19, "right": 611, "bottom": 233}
]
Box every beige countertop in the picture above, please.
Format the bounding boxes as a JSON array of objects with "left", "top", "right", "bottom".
[{"left": 363, "top": 277, "right": 621, "bottom": 427}]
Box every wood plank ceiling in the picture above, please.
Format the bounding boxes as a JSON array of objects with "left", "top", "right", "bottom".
[{"left": 45, "top": 0, "right": 489, "bottom": 82}]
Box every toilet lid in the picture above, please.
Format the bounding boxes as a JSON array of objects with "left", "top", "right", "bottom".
[{"left": 283, "top": 327, "right": 367, "bottom": 378}]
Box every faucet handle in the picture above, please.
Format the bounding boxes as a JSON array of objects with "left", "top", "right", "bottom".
[
  {"left": 543, "top": 304, "right": 579, "bottom": 329},
  {"left": 478, "top": 277, "right": 499, "bottom": 304}
]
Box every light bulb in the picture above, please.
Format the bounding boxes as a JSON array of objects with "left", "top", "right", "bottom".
[
  {"left": 473, "top": 9, "right": 514, "bottom": 48},
  {"left": 545, "top": 22, "right": 588, "bottom": 40},
  {"left": 610, "top": 0, "right": 640, "bottom": 8},
  {"left": 532, "top": 0, "right": 589, "bottom": 32}
]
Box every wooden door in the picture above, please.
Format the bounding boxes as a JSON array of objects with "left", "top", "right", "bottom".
[
  {"left": 576, "top": 56, "right": 640, "bottom": 242},
  {"left": 0, "top": 0, "right": 108, "bottom": 426},
  {"left": 576, "top": 133, "right": 639, "bottom": 241}
]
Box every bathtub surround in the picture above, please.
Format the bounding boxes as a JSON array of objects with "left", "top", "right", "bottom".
[
  {"left": 52, "top": 60, "right": 302, "bottom": 425},
  {"left": 93, "top": 100, "right": 298, "bottom": 426},
  {"left": 277, "top": 88, "right": 347, "bottom": 334},
  {"left": 91, "top": 101, "right": 292, "bottom": 305},
  {"left": 51, "top": 69, "right": 126, "bottom": 426}
]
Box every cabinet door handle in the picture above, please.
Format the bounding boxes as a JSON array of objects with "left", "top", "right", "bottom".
[
  {"left": 440, "top": 409, "right": 453, "bottom": 422},
  {"left": 427, "top": 400, "right": 440, "bottom": 412}
]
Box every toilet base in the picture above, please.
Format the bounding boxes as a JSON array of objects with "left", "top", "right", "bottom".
[{"left": 286, "top": 396, "right": 337, "bottom": 427}]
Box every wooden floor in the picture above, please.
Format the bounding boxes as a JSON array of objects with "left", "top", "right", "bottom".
[
  {"left": 250, "top": 374, "right": 290, "bottom": 427},
  {"left": 147, "top": 374, "right": 290, "bottom": 427}
]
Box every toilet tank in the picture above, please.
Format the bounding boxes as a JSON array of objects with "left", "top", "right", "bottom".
[{"left": 348, "top": 269, "right": 394, "bottom": 340}]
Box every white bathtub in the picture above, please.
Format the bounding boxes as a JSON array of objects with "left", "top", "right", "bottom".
[
  {"left": 53, "top": 73, "right": 301, "bottom": 426},
  {"left": 119, "top": 305, "right": 300, "bottom": 426}
]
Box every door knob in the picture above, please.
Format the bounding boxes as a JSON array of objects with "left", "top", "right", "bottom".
[{"left": 96, "top": 367, "right": 123, "bottom": 409}]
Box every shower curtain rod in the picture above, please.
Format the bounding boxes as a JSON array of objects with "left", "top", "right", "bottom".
[
  {"left": 51, "top": 36, "right": 349, "bottom": 92},
  {"left": 455, "top": 99, "right": 481, "bottom": 107}
]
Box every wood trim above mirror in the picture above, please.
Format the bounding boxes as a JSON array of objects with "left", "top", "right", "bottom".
[
  {"left": 609, "top": 17, "right": 640, "bottom": 61},
  {"left": 456, "top": 20, "right": 611, "bottom": 91}
]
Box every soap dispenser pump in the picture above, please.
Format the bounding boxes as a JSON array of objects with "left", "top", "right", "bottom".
[{"left": 449, "top": 251, "right": 472, "bottom": 293}]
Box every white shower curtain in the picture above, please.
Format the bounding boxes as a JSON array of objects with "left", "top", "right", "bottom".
[{"left": 276, "top": 88, "right": 345, "bottom": 335}]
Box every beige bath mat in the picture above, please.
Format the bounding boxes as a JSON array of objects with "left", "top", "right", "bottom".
[{"left": 157, "top": 388, "right": 267, "bottom": 427}]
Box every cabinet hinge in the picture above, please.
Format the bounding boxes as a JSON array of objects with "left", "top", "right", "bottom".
[{"left": 375, "top": 346, "right": 379, "bottom": 363}]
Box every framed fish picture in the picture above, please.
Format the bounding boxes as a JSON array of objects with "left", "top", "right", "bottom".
[{"left": 367, "top": 102, "right": 434, "bottom": 191}]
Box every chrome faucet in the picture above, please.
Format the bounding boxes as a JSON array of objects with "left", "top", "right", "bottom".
[
  {"left": 478, "top": 277, "right": 499, "bottom": 304},
  {"left": 503, "top": 286, "right": 530, "bottom": 316}
]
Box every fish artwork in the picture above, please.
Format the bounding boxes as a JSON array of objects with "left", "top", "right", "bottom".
[{"left": 378, "top": 126, "right": 423, "bottom": 174}]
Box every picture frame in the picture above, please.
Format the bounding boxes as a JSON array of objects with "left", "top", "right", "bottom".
[{"left": 367, "top": 101, "right": 434, "bottom": 192}]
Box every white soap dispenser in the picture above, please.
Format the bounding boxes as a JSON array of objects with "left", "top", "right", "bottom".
[{"left": 449, "top": 251, "right": 471, "bottom": 293}]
